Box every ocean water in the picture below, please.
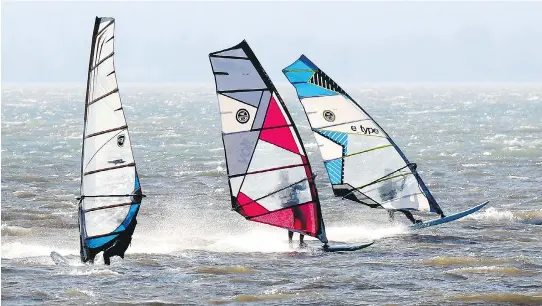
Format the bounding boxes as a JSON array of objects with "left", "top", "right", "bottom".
[{"left": 1, "top": 84, "right": 542, "bottom": 305}]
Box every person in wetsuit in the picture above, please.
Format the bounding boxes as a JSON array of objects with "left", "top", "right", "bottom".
[
  {"left": 379, "top": 168, "right": 424, "bottom": 224},
  {"left": 102, "top": 217, "right": 137, "bottom": 265},
  {"left": 279, "top": 171, "right": 308, "bottom": 248}
]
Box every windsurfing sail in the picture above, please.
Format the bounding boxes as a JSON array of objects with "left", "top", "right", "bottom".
[
  {"left": 283, "top": 55, "right": 444, "bottom": 216},
  {"left": 78, "top": 17, "right": 144, "bottom": 263},
  {"left": 209, "top": 41, "right": 327, "bottom": 243}
]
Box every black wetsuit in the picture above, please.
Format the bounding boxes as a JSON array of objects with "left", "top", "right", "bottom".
[{"left": 388, "top": 210, "right": 422, "bottom": 224}]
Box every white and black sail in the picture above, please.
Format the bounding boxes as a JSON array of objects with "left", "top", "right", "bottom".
[
  {"left": 79, "top": 17, "right": 143, "bottom": 263},
  {"left": 283, "top": 55, "right": 444, "bottom": 218}
]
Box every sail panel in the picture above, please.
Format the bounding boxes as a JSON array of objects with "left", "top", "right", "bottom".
[
  {"left": 218, "top": 94, "right": 257, "bottom": 134},
  {"left": 299, "top": 95, "right": 370, "bottom": 129},
  {"left": 82, "top": 129, "right": 134, "bottom": 173},
  {"left": 85, "top": 205, "right": 132, "bottom": 236},
  {"left": 240, "top": 165, "right": 312, "bottom": 211},
  {"left": 85, "top": 93, "right": 124, "bottom": 135},
  {"left": 247, "top": 140, "right": 304, "bottom": 173},
  {"left": 89, "top": 56, "right": 117, "bottom": 98},
  {"left": 283, "top": 55, "right": 443, "bottom": 215},
  {"left": 210, "top": 57, "right": 267, "bottom": 91},
  {"left": 210, "top": 41, "right": 327, "bottom": 242},
  {"left": 79, "top": 17, "right": 142, "bottom": 262}
]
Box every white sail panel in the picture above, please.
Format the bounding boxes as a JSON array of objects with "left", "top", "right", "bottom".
[
  {"left": 83, "top": 196, "right": 130, "bottom": 211},
  {"left": 247, "top": 140, "right": 303, "bottom": 173},
  {"left": 240, "top": 166, "right": 312, "bottom": 211},
  {"left": 300, "top": 95, "right": 368, "bottom": 129},
  {"left": 85, "top": 205, "right": 132, "bottom": 237},
  {"left": 89, "top": 57, "right": 117, "bottom": 99},
  {"left": 82, "top": 166, "right": 135, "bottom": 198},
  {"left": 82, "top": 130, "right": 134, "bottom": 174},
  {"left": 85, "top": 94, "right": 124, "bottom": 136},
  {"left": 229, "top": 176, "right": 244, "bottom": 197},
  {"left": 313, "top": 133, "right": 343, "bottom": 161},
  {"left": 218, "top": 94, "right": 257, "bottom": 133}
]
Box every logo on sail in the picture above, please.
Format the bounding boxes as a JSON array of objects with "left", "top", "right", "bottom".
[
  {"left": 351, "top": 125, "right": 379, "bottom": 135},
  {"left": 117, "top": 134, "right": 125, "bottom": 147},
  {"left": 323, "top": 110, "right": 335, "bottom": 122},
  {"left": 108, "top": 159, "right": 125, "bottom": 165},
  {"left": 236, "top": 109, "right": 250, "bottom": 124}
]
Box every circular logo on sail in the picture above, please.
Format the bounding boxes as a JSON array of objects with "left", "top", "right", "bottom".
[
  {"left": 323, "top": 110, "right": 335, "bottom": 122},
  {"left": 117, "top": 134, "right": 125, "bottom": 147},
  {"left": 236, "top": 109, "right": 250, "bottom": 124}
]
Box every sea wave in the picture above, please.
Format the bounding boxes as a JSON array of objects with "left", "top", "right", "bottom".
[
  {"left": 1, "top": 225, "right": 31, "bottom": 236},
  {"left": 194, "top": 266, "right": 255, "bottom": 275},
  {"left": 446, "top": 265, "right": 538, "bottom": 276},
  {"left": 449, "top": 293, "right": 542, "bottom": 305}
]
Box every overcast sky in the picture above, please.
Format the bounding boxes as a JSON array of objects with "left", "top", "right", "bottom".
[{"left": 2, "top": 1, "right": 542, "bottom": 84}]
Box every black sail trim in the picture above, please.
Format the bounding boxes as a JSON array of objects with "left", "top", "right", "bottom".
[
  {"left": 211, "top": 55, "right": 250, "bottom": 60},
  {"left": 96, "top": 19, "right": 114, "bottom": 37},
  {"left": 84, "top": 202, "right": 134, "bottom": 213},
  {"left": 80, "top": 16, "right": 101, "bottom": 264},
  {"left": 218, "top": 88, "right": 267, "bottom": 93},
  {"left": 85, "top": 125, "right": 127, "bottom": 138},
  {"left": 84, "top": 163, "right": 135, "bottom": 176},
  {"left": 91, "top": 52, "right": 114, "bottom": 71},
  {"left": 228, "top": 163, "right": 308, "bottom": 179},
  {"left": 88, "top": 88, "right": 119, "bottom": 106}
]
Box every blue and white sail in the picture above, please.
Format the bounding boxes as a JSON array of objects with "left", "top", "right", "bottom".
[
  {"left": 283, "top": 55, "right": 444, "bottom": 216},
  {"left": 79, "top": 17, "right": 143, "bottom": 263}
]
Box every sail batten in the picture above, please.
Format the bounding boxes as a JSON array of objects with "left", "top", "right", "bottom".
[
  {"left": 283, "top": 55, "right": 444, "bottom": 215},
  {"left": 79, "top": 17, "right": 142, "bottom": 263},
  {"left": 210, "top": 41, "right": 327, "bottom": 243}
]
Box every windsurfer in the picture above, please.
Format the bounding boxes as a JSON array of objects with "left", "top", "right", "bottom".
[
  {"left": 102, "top": 217, "right": 137, "bottom": 265},
  {"left": 279, "top": 171, "right": 308, "bottom": 248},
  {"left": 380, "top": 168, "right": 423, "bottom": 224}
]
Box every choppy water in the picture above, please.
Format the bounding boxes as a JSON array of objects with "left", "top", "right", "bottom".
[{"left": 2, "top": 84, "right": 542, "bottom": 305}]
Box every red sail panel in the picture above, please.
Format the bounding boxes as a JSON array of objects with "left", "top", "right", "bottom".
[{"left": 251, "top": 202, "right": 318, "bottom": 236}]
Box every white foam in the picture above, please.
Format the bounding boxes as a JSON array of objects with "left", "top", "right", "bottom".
[
  {"left": 467, "top": 207, "right": 516, "bottom": 222},
  {"left": 325, "top": 223, "right": 409, "bottom": 242},
  {"left": 1, "top": 241, "right": 74, "bottom": 259}
]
